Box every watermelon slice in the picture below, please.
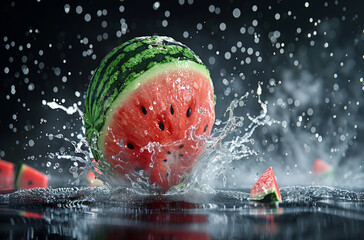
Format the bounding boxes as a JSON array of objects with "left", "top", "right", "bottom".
[
  {"left": 249, "top": 167, "right": 282, "bottom": 203},
  {"left": 0, "top": 159, "right": 14, "bottom": 190},
  {"left": 313, "top": 158, "right": 333, "bottom": 176},
  {"left": 16, "top": 164, "right": 48, "bottom": 189},
  {"left": 84, "top": 36, "right": 215, "bottom": 192}
]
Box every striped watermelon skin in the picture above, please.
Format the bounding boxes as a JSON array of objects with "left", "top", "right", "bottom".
[{"left": 84, "top": 36, "right": 205, "bottom": 160}]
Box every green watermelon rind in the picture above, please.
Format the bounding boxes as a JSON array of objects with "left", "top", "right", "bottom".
[
  {"left": 317, "top": 168, "right": 334, "bottom": 177},
  {"left": 249, "top": 188, "right": 282, "bottom": 203},
  {"left": 315, "top": 168, "right": 334, "bottom": 184},
  {"left": 97, "top": 60, "right": 212, "bottom": 155},
  {"left": 314, "top": 166, "right": 334, "bottom": 177},
  {"left": 15, "top": 164, "right": 27, "bottom": 188}
]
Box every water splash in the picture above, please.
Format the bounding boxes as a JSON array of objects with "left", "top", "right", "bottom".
[
  {"left": 45, "top": 101, "right": 84, "bottom": 116},
  {"left": 42, "top": 82, "right": 272, "bottom": 194},
  {"left": 183, "top": 88, "right": 275, "bottom": 193}
]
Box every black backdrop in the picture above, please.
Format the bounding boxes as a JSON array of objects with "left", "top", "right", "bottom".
[{"left": 1, "top": 0, "right": 363, "bottom": 186}]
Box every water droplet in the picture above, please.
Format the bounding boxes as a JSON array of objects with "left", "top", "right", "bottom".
[
  {"left": 76, "top": 5, "right": 83, "bottom": 14},
  {"left": 84, "top": 14, "right": 91, "bottom": 22},
  {"left": 232, "top": 8, "right": 241, "bottom": 18},
  {"left": 64, "top": 4, "right": 70, "bottom": 13},
  {"left": 153, "top": 2, "right": 160, "bottom": 10}
]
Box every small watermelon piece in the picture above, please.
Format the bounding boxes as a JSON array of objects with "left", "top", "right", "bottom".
[
  {"left": 86, "top": 171, "right": 104, "bottom": 187},
  {"left": 86, "top": 159, "right": 104, "bottom": 187},
  {"left": 90, "top": 158, "right": 103, "bottom": 175},
  {"left": 249, "top": 167, "right": 282, "bottom": 203},
  {"left": 84, "top": 36, "right": 215, "bottom": 192},
  {"left": 16, "top": 164, "right": 48, "bottom": 189},
  {"left": 313, "top": 158, "right": 333, "bottom": 176},
  {"left": 0, "top": 159, "right": 14, "bottom": 189}
]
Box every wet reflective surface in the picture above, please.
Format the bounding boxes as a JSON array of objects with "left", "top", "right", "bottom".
[{"left": 0, "top": 186, "right": 363, "bottom": 239}]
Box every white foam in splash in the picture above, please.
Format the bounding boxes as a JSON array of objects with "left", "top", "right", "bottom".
[
  {"left": 44, "top": 100, "right": 101, "bottom": 186},
  {"left": 46, "top": 101, "right": 84, "bottom": 116},
  {"left": 181, "top": 88, "right": 275, "bottom": 192}
]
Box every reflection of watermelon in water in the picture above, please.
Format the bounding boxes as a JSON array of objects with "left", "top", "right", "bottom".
[
  {"left": 249, "top": 167, "right": 282, "bottom": 203},
  {"left": 16, "top": 164, "right": 48, "bottom": 189},
  {"left": 19, "top": 210, "right": 44, "bottom": 219},
  {"left": 104, "top": 228, "right": 211, "bottom": 240},
  {"left": 84, "top": 36, "right": 215, "bottom": 191},
  {"left": 0, "top": 159, "right": 14, "bottom": 190}
]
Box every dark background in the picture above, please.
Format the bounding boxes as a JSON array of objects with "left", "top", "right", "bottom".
[{"left": 0, "top": 0, "right": 363, "bottom": 186}]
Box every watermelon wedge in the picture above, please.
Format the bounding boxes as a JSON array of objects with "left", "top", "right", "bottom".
[
  {"left": 84, "top": 36, "right": 215, "bottom": 192},
  {"left": 249, "top": 167, "right": 282, "bottom": 203},
  {"left": 16, "top": 164, "right": 48, "bottom": 189},
  {"left": 313, "top": 158, "right": 333, "bottom": 176},
  {"left": 0, "top": 159, "right": 14, "bottom": 190}
]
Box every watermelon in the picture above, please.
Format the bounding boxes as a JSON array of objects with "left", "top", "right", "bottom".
[
  {"left": 84, "top": 36, "right": 215, "bottom": 192},
  {"left": 0, "top": 159, "right": 14, "bottom": 190},
  {"left": 86, "top": 171, "right": 104, "bottom": 187},
  {"left": 85, "top": 158, "right": 104, "bottom": 187},
  {"left": 86, "top": 159, "right": 104, "bottom": 187},
  {"left": 313, "top": 158, "right": 333, "bottom": 176},
  {"left": 16, "top": 164, "right": 48, "bottom": 189},
  {"left": 249, "top": 167, "right": 282, "bottom": 203}
]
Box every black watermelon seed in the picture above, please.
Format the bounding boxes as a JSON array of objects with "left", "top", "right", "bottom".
[
  {"left": 187, "top": 108, "right": 191, "bottom": 117},
  {"left": 141, "top": 106, "right": 147, "bottom": 115},
  {"left": 167, "top": 151, "right": 171, "bottom": 154},
  {"left": 170, "top": 105, "right": 174, "bottom": 115},
  {"left": 135, "top": 167, "right": 142, "bottom": 172},
  {"left": 159, "top": 121, "right": 165, "bottom": 131},
  {"left": 163, "top": 159, "right": 167, "bottom": 162},
  {"left": 127, "top": 143, "right": 135, "bottom": 149},
  {"left": 28, "top": 180, "right": 33, "bottom": 185},
  {"left": 166, "top": 172, "right": 169, "bottom": 176},
  {"left": 179, "top": 153, "right": 184, "bottom": 157},
  {"left": 204, "top": 124, "right": 208, "bottom": 132},
  {"left": 179, "top": 144, "right": 184, "bottom": 149}
]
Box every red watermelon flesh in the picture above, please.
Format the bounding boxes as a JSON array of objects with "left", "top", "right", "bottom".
[
  {"left": 249, "top": 167, "right": 282, "bottom": 203},
  {"left": 313, "top": 158, "right": 333, "bottom": 176},
  {"left": 101, "top": 67, "right": 215, "bottom": 192},
  {"left": 16, "top": 164, "right": 48, "bottom": 189},
  {"left": 0, "top": 159, "right": 14, "bottom": 189}
]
